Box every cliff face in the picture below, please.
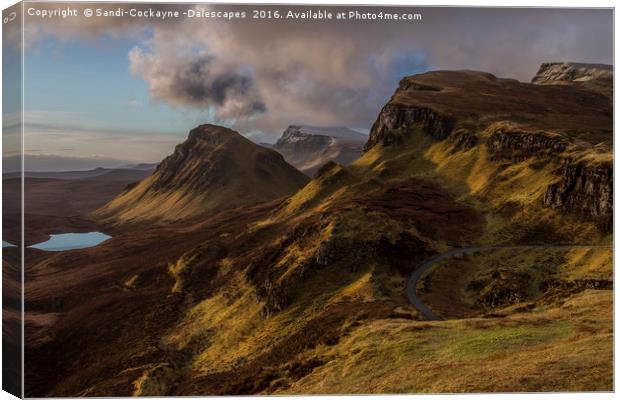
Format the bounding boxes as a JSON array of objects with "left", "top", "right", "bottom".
[
  {"left": 364, "top": 68, "right": 610, "bottom": 153},
  {"left": 532, "top": 62, "right": 613, "bottom": 99},
  {"left": 486, "top": 125, "right": 612, "bottom": 228},
  {"left": 364, "top": 104, "right": 455, "bottom": 151},
  {"left": 543, "top": 160, "right": 612, "bottom": 229},
  {"left": 275, "top": 127, "right": 334, "bottom": 156},
  {"left": 532, "top": 62, "right": 613, "bottom": 85},
  {"left": 362, "top": 68, "right": 612, "bottom": 231},
  {"left": 486, "top": 127, "right": 567, "bottom": 161}
]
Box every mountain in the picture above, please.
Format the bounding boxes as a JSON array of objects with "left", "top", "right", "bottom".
[
  {"left": 25, "top": 66, "right": 613, "bottom": 396},
  {"left": 364, "top": 68, "right": 612, "bottom": 230},
  {"left": 146, "top": 67, "right": 609, "bottom": 393},
  {"left": 272, "top": 125, "right": 367, "bottom": 176},
  {"left": 94, "top": 124, "right": 309, "bottom": 224}
]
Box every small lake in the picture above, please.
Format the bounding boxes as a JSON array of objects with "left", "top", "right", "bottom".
[
  {"left": 29, "top": 232, "right": 112, "bottom": 252},
  {"left": 2, "top": 241, "right": 16, "bottom": 248}
]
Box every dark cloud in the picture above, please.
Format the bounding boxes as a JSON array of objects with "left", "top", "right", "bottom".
[{"left": 129, "top": 51, "right": 266, "bottom": 118}]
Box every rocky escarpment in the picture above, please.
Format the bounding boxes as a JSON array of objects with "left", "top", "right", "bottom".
[
  {"left": 364, "top": 68, "right": 611, "bottom": 153},
  {"left": 486, "top": 125, "right": 612, "bottom": 228},
  {"left": 274, "top": 127, "right": 335, "bottom": 158},
  {"left": 532, "top": 62, "right": 613, "bottom": 99},
  {"left": 486, "top": 126, "right": 568, "bottom": 161},
  {"left": 532, "top": 62, "right": 613, "bottom": 85},
  {"left": 364, "top": 103, "right": 455, "bottom": 151},
  {"left": 362, "top": 69, "right": 612, "bottom": 232},
  {"left": 543, "top": 160, "right": 612, "bottom": 229}
]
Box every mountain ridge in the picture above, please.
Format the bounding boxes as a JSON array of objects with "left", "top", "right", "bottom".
[{"left": 94, "top": 124, "right": 309, "bottom": 224}]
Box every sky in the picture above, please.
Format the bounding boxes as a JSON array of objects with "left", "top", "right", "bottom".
[{"left": 12, "top": 4, "right": 614, "bottom": 169}]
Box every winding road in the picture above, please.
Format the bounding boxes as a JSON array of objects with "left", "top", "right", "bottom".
[{"left": 406, "top": 244, "right": 612, "bottom": 321}]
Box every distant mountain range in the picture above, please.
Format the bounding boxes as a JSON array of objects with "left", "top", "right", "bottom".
[
  {"left": 270, "top": 125, "right": 367, "bottom": 176},
  {"left": 4, "top": 166, "right": 155, "bottom": 181},
  {"left": 2, "top": 154, "right": 138, "bottom": 173}
]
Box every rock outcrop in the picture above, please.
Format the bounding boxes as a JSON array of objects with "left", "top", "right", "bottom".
[
  {"left": 486, "top": 126, "right": 568, "bottom": 161},
  {"left": 543, "top": 160, "right": 612, "bottom": 229},
  {"left": 364, "top": 104, "right": 455, "bottom": 151},
  {"left": 362, "top": 69, "right": 612, "bottom": 232},
  {"left": 532, "top": 62, "right": 613, "bottom": 85},
  {"left": 469, "top": 269, "right": 532, "bottom": 308}
]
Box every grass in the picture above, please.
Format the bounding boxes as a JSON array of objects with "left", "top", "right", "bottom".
[
  {"left": 439, "top": 322, "right": 572, "bottom": 360},
  {"left": 417, "top": 246, "right": 612, "bottom": 319},
  {"left": 123, "top": 274, "right": 140, "bottom": 289},
  {"left": 352, "top": 124, "right": 608, "bottom": 246},
  {"left": 140, "top": 116, "right": 611, "bottom": 394},
  {"left": 162, "top": 254, "right": 383, "bottom": 376},
  {"left": 278, "top": 290, "right": 611, "bottom": 394},
  {"left": 556, "top": 247, "right": 613, "bottom": 281}
]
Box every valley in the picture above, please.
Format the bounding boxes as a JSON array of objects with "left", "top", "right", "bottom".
[{"left": 14, "top": 63, "right": 613, "bottom": 395}]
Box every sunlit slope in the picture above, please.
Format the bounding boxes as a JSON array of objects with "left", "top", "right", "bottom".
[
  {"left": 281, "top": 289, "right": 611, "bottom": 393},
  {"left": 53, "top": 68, "right": 613, "bottom": 396},
  {"left": 355, "top": 70, "right": 612, "bottom": 243},
  {"left": 95, "top": 124, "right": 309, "bottom": 224}
]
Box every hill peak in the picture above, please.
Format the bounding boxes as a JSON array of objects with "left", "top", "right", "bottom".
[
  {"left": 273, "top": 125, "right": 366, "bottom": 176},
  {"left": 95, "top": 124, "right": 308, "bottom": 223},
  {"left": 186, "top": 124, "right": 252, "bottom": 145}
]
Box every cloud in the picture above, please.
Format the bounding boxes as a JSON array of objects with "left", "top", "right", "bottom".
[
  {"left": 122, "top": 6, "right": 435, "bottom": 136},
  {"left": 25, "top": 5, "right": 613, "bottom": 141},
  {"left": 129, "top": 47, "right": 265, "bottom": 118},
  {"left": 121, "top": 6, "right": 612, "bottom": 139}
]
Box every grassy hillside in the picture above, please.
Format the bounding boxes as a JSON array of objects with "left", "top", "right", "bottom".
[
  {"left": 95, "top": 125, "right": 309, "bottom": 224},
  {"left": 149, "top": 71, "right": 611, "bottom": 394},
  {"left": 25, "top": 70, "right": 613, "bottom": 396}
]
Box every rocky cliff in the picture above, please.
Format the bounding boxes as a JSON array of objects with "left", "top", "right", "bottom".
[
  {"left": 364, "top": 103, "right": 455, "bottom": 151},
  {"left": 364, "top": 69, "right": 611, "bottom": 152},
  {"left": 532, "top": 62, "right": 613, "bottom": 85},
  {"left": 486, "top": 125, "right": 568, "bottom": 161},
  {"left": 543, "top": 159, "right": 612, "bottom": 229},
  {"left": 532, "top": 62, "right": 613, "bottom": 98},
  {"left": 273, "top": 125, "right": 366, "bottom": 176},
  {"left": 362, "top": 68, "right": 612, "bottom": 231}
]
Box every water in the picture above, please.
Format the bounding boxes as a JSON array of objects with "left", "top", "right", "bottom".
[
  {"left": 29, "top": 232, "right": 112, "bottom": 252},
  {"left": 2, "top": 241, "right": 16, "bottom": 248}
]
